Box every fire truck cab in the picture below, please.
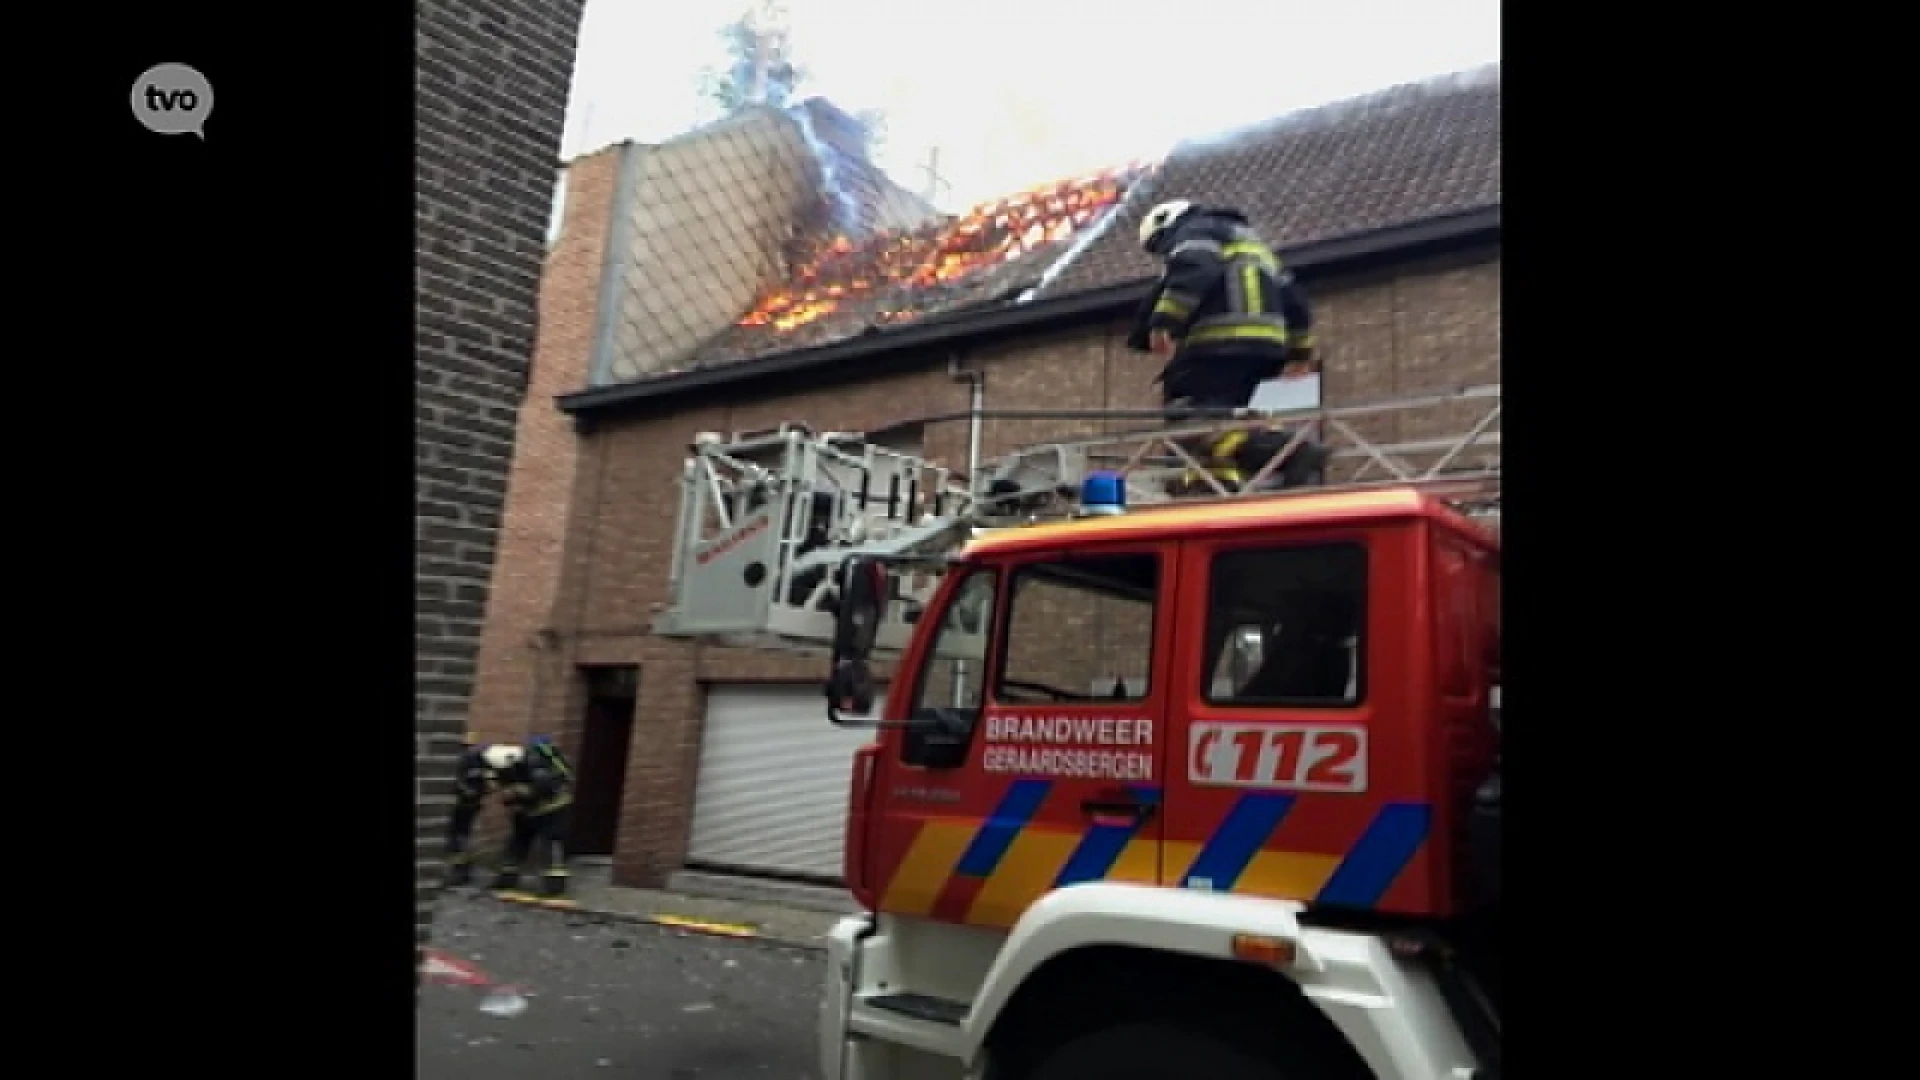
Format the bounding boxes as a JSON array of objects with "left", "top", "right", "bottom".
[
  {"left": 651, "top": 387, "right": 1502, "bottom": 1080},
  {"left": 822, "top": 489, "right": 1498, "bottom": 1080}
]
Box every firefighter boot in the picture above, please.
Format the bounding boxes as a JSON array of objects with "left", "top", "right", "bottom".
[
  {"left": 1240, "top": 429, "right": 1330, "bottom": 491},
  {"left": 490, "top": 867, "right": 522, "bottom": 892},
  {"left": 1203, "top": 431, "right": 1249, "bottom": 493},
  {"left": 536, "top": 835, "right": 569, "bottom": 897},
  {"left": 1163, "top": 434, "right": 1235, "bottom": 497},
  {"left": 1277, "top": 439, "right": 1331, "bottom": 489},
  {"left": 445, "top": 859, "right": 473, "bottom": 887}
]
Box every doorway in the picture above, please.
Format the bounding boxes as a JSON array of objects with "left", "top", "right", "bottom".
[{"left": 570, "top": 665, "right": 638, "bottom": 858}]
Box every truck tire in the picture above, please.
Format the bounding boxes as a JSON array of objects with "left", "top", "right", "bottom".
[{"left": 1026, "top": 1021, "right": 1283, "bottom": 1080}]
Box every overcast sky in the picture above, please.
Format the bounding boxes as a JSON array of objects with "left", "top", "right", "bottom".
[{"left": 558, "top": 0, "right": 1501, "bottom": 211}]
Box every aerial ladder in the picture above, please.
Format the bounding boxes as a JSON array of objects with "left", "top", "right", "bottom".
[{"left": 651, "top": 384, "right": 1500, "bottom": 653}]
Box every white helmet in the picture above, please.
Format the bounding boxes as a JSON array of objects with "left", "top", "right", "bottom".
[
  {"left": 1138, "top": 199, "right": 1195, "bottom": 253},
  {"left": 481, "top": 744, "right": 524, "bottom": 771}
]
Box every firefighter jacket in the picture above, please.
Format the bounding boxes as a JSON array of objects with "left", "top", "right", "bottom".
[
  {"left": 454, "top": 746, "right": 495, "bottom": 809},
  {"left": 498, "top": 740, "right": 574, "bottom": 817},
  {"left": 1126, "top": 211, "right": 1316, "bottom": 394}
]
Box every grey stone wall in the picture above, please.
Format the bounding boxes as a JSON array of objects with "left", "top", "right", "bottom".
[{"left": 414, "top": 0, "right": 584, "bottom": 988}]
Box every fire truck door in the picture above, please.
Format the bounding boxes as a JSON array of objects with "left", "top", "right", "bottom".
[
  {"left": 1162, "top": 536, "right": 1388, "bottom": 905},
  {"left": 872, "top": 547, "right": 1174, "bottom": 931}
]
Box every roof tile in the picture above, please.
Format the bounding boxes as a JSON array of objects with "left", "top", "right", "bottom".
[
  {"left": 663, "top": 65, "right": 1499, "bottom": 377},
  {"left": 1035, "top": 65, "right": 1500, "bottom": 298}
]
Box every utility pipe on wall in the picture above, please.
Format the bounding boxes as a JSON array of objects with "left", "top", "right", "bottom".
[
  {"left": 947, "top": 353, "right": 986, "bottom": 488},
  {"left": 947, "top": 355, "right": 985, "bottom": 708},
  {"left": 966, "top": 370, "right": 985, "bottom": 484}
]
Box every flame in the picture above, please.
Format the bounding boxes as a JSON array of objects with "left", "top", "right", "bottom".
[{"left": 736, "top": 162, "right": 1149, "bottom": 333}]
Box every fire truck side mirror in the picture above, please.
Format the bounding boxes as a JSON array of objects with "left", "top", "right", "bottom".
[
  {"left": 827, "top": 659, "right": 879, "bottom": 724},
  {"left": 833, "top": 558, "right": 890, "bottom": 662}
]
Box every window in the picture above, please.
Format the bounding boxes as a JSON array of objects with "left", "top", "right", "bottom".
[
  {"left": 911, "top": 569, "right": 996, "bottom": 713},
  {"left": 1248, "top": 372, "right": 1321, "bottom": 413},
  {"left": 1204, "top": 543, "right": 1366, "bottom": 708},
  {"left": 902, "top": 569, "right": 997, "bottom": 768},
  {"left": 996, "top": 553, "right": 1159, "bottom": 704}
]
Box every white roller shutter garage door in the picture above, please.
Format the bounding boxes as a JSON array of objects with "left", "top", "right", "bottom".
[{"left": 688, "top": 684, "right": 884, "bottom": 880}]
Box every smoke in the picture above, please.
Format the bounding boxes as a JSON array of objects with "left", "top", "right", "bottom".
[
  {"left": 1013, "top": 64, "right": 1499, "bottom": 302},
  {"left": 1017, "top": 162, "right": 1161, "bottom": 303},
  {"left": 1170, "top": 62, "right": 1500, "bottom": 158},
  {"left": 788, "top": 103, "right": 864, "bottom": 236}
]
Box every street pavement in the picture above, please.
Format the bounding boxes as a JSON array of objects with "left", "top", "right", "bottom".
[{"left": 418, "top": 888, "right": 826, "bottom": 1080}]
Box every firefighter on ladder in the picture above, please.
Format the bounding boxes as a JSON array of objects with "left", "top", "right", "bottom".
[
  {"left": 484, "top": 737, "right": 576, "bottom": 897},
  {"left": 444, "top": 735, "right": 497, "bottom": 887},
  {"left": 1126, "top": 199, "right": 1329, "bottom": 492}
]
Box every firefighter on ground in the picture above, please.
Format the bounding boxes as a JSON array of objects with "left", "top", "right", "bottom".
[
  {"left": 484, "top": 736, "right": 575, "bottom": 897},
  {"left": 1125, "top": 199, "right": 1329, "bottom": 491},
  {"left": 444, "top": 736, "right": 497, "bottom": 887}
]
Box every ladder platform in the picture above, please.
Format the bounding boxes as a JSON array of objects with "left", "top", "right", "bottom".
[{"left": 651, "top": 386, "right": 1499, "bottom": 653}]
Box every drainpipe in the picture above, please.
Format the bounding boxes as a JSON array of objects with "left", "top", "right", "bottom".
[
  {"left": 946, "top": 355, "right": 984, "bottom": 707},
  {"left": 947, "top": 354, "right": 985, "bottom": 492},
  {"left": 967, "top": 379, "right": 984, "bottom": 485}
]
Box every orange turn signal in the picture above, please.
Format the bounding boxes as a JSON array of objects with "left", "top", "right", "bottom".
[{"left": 1231, "top": 933, "right": 1297, "bottom": 967}]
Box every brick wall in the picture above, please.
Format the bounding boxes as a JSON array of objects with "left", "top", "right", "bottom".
[
  {"left": 415, "top": 0, "right": 583, "bottom": 982},
  {"left": 469, "top": 245, "right": 1499, "bottom": 887},
  {"left": 468, "top": 147, "right": 622, "bottom": 745},
  {"left": 1002, "top": 577, "right": 1157, "bottom": 699}
]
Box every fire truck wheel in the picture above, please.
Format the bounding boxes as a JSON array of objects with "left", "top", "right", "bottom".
[{"left": 1025, "top": 1021, "right": 1283, "bottom": 1080}]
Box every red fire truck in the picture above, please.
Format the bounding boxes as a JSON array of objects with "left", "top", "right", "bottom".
[{"left": 654, "top": 386, "right": 1501, "bottom": 1080}]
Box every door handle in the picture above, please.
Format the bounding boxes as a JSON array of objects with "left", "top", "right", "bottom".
[{"left": 1080, "top": 798, "right": 1155, "bottom": 828}]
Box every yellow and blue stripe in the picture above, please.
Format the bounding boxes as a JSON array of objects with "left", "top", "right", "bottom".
[
  {"left": 947, "top": 780, "right": 1164, "bottom": 926},
  {"left": 935, "top": 779, "right": 1066, "bottom": 925},
  {"left": 1314, "top": 803, "right": 1432, "bottom": 908},
  {"left": 954, "top": 779, "right": 1052, "bottom": 878},
  {"left": 881, "top": 785, "right": 1434, "bottom": 928},
  {"left": 1054, "top": 785, "right": 1162, "bottom": 888},
  {"left": 1178, "top": 792, "right": 1296, "bottom": 889}
]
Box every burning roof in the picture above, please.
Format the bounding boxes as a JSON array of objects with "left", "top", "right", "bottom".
[
  {"left": 669, "top": 66, "right": 1498, "bottom": 378},
  {"left": 687, "top": 162, "right": 1151, "bottom": 366}
]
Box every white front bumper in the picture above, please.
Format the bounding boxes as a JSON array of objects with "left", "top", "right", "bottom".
[{"left": 818, "top": 913, "right": 872, "bottom": 1080}]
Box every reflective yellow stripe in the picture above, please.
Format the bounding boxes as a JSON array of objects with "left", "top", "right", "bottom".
[
  {"left": 1180, "top": 468, "right": 1243, "bottom": 486},
  {"left": 1241, "top": 264, "right": 1263, "bottom": 314},
  {"left": 653, "top": 915, "right": 757, "bottom": 937},
  {"left": 1221, "top": 241, "right": 1281, "bottom": 273},
  {"left": 1188, "top": 324, "right": 1289, "bottom": 345},
  {"left": 1153, "top": 295, "right": 1191, "bottom": 318},
  {"left": 881, "top": 822, "right": 975, "bottom": 915},
  {"left": 1212, "top": 430, "right": 1250, "bottom": 458}
]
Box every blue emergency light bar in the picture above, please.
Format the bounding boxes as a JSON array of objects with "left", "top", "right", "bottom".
[{"left": 1080, "top": 471, "right": 1127, "bottom": 515}]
